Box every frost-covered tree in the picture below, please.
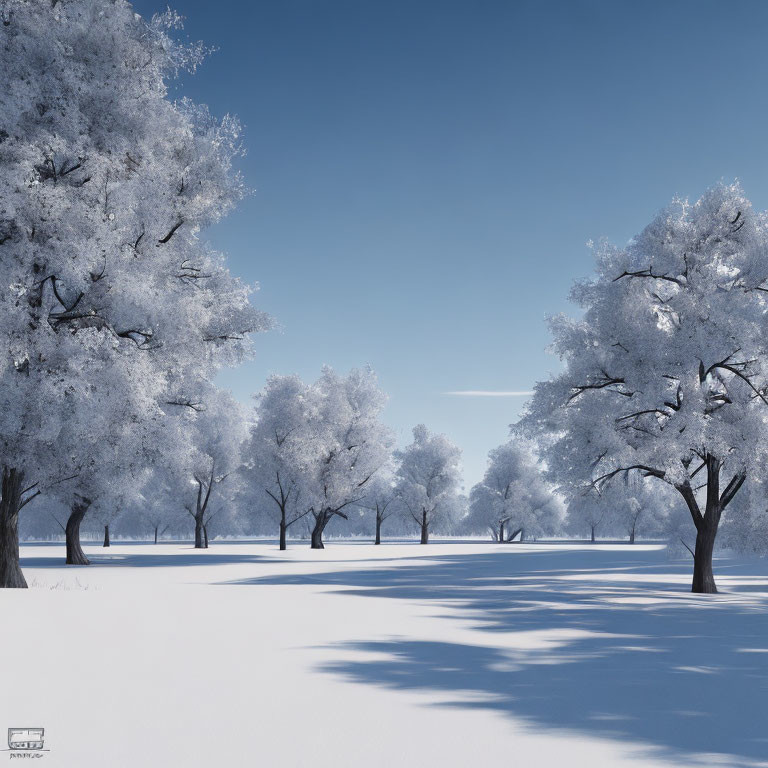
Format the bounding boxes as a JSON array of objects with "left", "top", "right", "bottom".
[
  {"left": 565, "top": 488, "right": 608, "bottom": 542},
  {"left": 0, "top": 2, "right": 268, "bottom": 585},
  {"left": 395, "top": 425, "right": 462, "bottom": 544},
  {"left": 467, "top": 441, "right": 559, "bottom": 542},
  {"left": 608, "top": 474, "right": 669, "bottom": 544},
  {"left": 180, "top": 390, "right": 247, "bottom": 549},
  {"left": 518, "top": 183, "right": 768, "bottom": 592},
  {"left": 302, "top": 368, "right": 394, "bottom": 549},
  {"left": 356, "top": 473, "right": 397, "bottom": 545},
  {"left": 245, "top": 375, "right": 312, "bottom": 550},
  {"left": 137, "top": 464, "right": 191, "bottom": 544}
]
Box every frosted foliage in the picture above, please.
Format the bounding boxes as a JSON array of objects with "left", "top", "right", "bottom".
[
  {"left": 0, "top": 1, "right": 269, "bottom": 499},
  {"left": 517, "top": 183, "right": 768, "bottom": 549},
  {"left": 248, "top": 368, "right": 394, "bottom": 525},
  {"left": 719, "top": 483, "right": 768, "bottom": 555},
  {"left": 467, "top": 440, "right": 560, "bottom": 540},
  {"left": 245, "top": 374, "right": 313, "bottom": 527},
  {"left": 181, "top": 388, "right": 248, "bottom": 507},
  {"left": 357, "top": 473, "right": 397, "bottom": 514},
  {"left": 301, "top": 368, "right": 394, "bottom": 517},
  {"left": 395, "top": 425, "right": 462, "bottom": 529}
]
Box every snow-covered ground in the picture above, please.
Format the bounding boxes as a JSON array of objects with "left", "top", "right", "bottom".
[{"left": 3, "top": 540, "right": 768, "bottom": 767}]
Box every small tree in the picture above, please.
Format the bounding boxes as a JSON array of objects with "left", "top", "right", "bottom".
[
  {"left": 566, "top": 489, "right": 607, "bottom": 543},
  {"left": 357, "top": 474, "right": 397, "bottom": 545},
  {"left": 245, "top": 375, "right": 312, "bottom": 549},
  {"left": 518, "top": 184, "right": 768, "bottom": 593},
  {"left": 182, "top": 391, "right": 247, "bottom": 549},
  {"left": 395, "top": 425, "right": 462, "bottom": 544},
  {"left": 468, "top": 440, "right": 559, "bottom": 542}
]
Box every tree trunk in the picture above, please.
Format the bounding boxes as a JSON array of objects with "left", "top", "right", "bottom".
[
  {"left": 279, "top": 517, "right": 287, "bottom": 551},
  {"left": 66, "top": 497, "right": 91, "bottom": 565},
  {"left": 692, "top": 525, "right": 717, "bottom": 593},
  {"left": 420, "top": 509, "right": 429, "bottom": 544},
  {"left": 154, "top": 526, "right": 158, "bottom": 544},
  {"left": 375, "top": 513, "right": 382, "bottom": 545},
  {"left": 498, "top": 520, "right": 505, "bottom": 543},
  {"left": 311, "top": 510, "right": 332, "bottom": 549},
  {"left": 520, "top": 528, "right": 525, "bottom": 543},
  {"left": 194, "top": 515, "right": 206, "bottom": 549},
  {"left": 203, "top": 524, "right": 209, "bottom": 548},
  {"left": 103, "top": 525, "right": 110, "bottom": 547},
  {"left": 629, "top": 526, "right": 635, "bottom": 544},
  {"left": 506, "top": 527, "right": 522, "bottom": 543},
  {"left": 683, "top": 455, "right": 735, "bottom": 594},
  {"left": 0, "top": 467, "right": 27, "bottom": 588},
  {"left": 590, "top": 525, "right": 596, "bottom": 543}
]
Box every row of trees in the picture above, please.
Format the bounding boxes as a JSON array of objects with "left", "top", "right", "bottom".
[
  {"left": 6, "top": 1, "right": 768, "bottom": 599},
  {"left": 0, "top": 1, "right": 268, "bottom": 587}
]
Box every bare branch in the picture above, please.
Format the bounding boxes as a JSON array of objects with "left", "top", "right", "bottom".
[{"left": 157, "top": 218, "right": 183, "bottom": 245}]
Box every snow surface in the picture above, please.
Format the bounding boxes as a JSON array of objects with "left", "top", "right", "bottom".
[{"left": 3, "top": 541, "right": 768, "bottom": 767}]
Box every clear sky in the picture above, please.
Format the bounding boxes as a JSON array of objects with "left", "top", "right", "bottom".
[{"left": 132, "top": 0, "right": 768, "bottom": 488}]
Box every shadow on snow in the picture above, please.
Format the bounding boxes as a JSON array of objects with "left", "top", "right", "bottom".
[{"left": 228, "top": 546, "right": 768, "bottom": 766}]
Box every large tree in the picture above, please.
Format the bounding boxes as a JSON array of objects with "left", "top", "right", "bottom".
[
  {"left": 395, "top": 425, "right": 462, "bottom": 544},
  {"left": 518, "top": 183, "right": 768, "bottom": 593},
  {"left": 0, "top": 2, "right": 268, "bottom": 586}
]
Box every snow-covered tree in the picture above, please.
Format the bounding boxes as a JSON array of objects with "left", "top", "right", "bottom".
[
  {"left": 245, "top": 375, "right": 313, "bottom": 549},
  {"left": 137, "top": 464, "right": 193, "bottom": 544},
  {"left": 180, "top": 390, "right": 248, "bottom": 549},
  {"left": 0, "top": 2, "right": 269, "bottom": 585},
  {"left": 467, "top": 440, "right": 559, "bottom": 542},
  {"left": 356, "top": 473, "right": 398, "bottom": 545},
  {"left": 518, "top": 183, "right": 768, "bottom": 592},
  {"left": 395, "top": 425, "right": 462, "bottom": 544},
  {"left": 302, "top": 368, "right": 394, "bottom": 549},
  {"left": 608, "top": 474, "right": 669, "bottom": 544},
  {"left": 565, "top": 488, "right": 608, "bottom": 542}
]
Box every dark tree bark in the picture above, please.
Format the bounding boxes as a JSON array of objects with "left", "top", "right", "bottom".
[
  {"left": 65, "top": 496, "right": 91, "bottom": 565},
  {"left": 193, "top": 513, "right": 209, "bottom": 549},
  {"left": 506, "top": 527, "right": 523, "bottom": 543},
  {"left": 0, "top": 467, "right": 27, "bottom": 588},
  {"left": 692, "top": 525, "right": 717, "bottom": 593},
  {"left": 154, "top": 525, "right": 159, "bottom": 544},
  {"left": 375, "top": 513, "right": 382, "bottom": 545},
  {"left": 629, "top": 525, "right": 635, "bottom": 544},
  {"left": 520, "top": 528, "right": 525, "bottom": 543},
  {"left": 590, "top": 525, "right": 596, "bottom": 543},
  {"left": 498, "top": 520, "right": 505, "bottom": 543},
  {"left": 190, "top": 466, "right": 218, "bottom": 549},
  {"left": 311, "top": 509, "right": 332, "bottom": 549},
  {"left": 674, "top": 454, "right": 744, "bottom": 594},
  {"left": 420, "top": 509, "right": 429, "bottom": 544},
  {"left": 103, "top": 525, "right": 110, "bottom": 547},
  {"left": 279, "top": 518, "right": 287, "bottom": 550}
]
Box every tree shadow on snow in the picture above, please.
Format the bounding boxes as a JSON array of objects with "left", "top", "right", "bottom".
[{"left": 229, "top": 547, "right": 768, "bottom": 766}]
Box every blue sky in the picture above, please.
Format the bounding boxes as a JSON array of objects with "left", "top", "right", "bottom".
[{"left": 133, "top": 0, "right": 768, "bottom": 488}]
